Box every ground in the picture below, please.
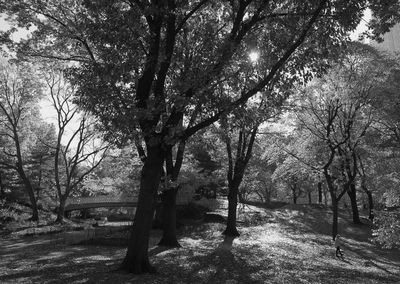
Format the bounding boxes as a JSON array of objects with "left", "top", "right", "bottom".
[{"left": 0, "top": 203, "right": 399, "bottom": 283}]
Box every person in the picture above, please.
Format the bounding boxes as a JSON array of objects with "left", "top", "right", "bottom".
[{"left": 334, "top": 234, "right": 344, "bottom": 258}]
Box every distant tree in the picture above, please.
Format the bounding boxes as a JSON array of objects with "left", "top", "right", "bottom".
[
  {"left": 239, "top": 142, "right": 277, "bottom": 205},
  {"left": 295, "top": 45, "right": 391, "bottom": 237},
  {"left": 91, "top": 146, "right": 142, "bottom": 195},
  {"left": 28, "top": 122, "right": 56, "bottom": 204},
  {"left": 44, "top": 70, "right": 109, "bottom": 222},
  {"left": 220, "top": 113, "right": 260, "bottom": 236},
  {"left": 0, "top": 62, "right": 43, "bottom": 221},
  {"left": 364, "top": 65, "right": 400, "bottom": 246},
  {"left": 0, "top": 168, "right": 10, "bottom": 199}
]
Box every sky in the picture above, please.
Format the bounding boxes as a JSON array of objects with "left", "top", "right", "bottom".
[{"left": 0, "top": 15, "right": 81, "bottom": 142}]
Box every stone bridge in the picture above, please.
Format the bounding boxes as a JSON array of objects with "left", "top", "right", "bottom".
[
  {"left": 64, "top": 194, "right": 139, "bottom": 212},
  {"left": 64, "top": 190, "right": 192, "bottom": 212}
]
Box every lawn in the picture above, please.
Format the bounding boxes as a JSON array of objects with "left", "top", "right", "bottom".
[{"left": 0, "top": 203, "right": 399, "bottom": 283}]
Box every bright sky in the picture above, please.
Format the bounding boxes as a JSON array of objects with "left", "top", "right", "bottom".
[
  {"left": 349, "top": 9, "right": 372, "bottom": 42},
  {"left": 0, "top": 15, "right": 80, "bottom": 142}
]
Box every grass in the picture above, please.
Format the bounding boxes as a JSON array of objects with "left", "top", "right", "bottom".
[{"left": 0, "top": 202, "right": 399, "bottom": 283}]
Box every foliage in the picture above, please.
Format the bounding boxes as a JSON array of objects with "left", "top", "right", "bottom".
[
  {"left": 82, "top": 146, "right": 142, "bottom": 196},
  {"left": 373, "top": 210, "right": 400, "bottom": 248}
]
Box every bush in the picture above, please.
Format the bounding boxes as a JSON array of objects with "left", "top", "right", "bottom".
[
  {"left": 373, "top": 209, "right": 400, "bottom": 248},
  {"left": 0, "top": 201, "right": 19, "bottom": 223}
]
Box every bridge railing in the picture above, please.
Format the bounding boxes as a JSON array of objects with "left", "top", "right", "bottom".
[{"left": 66, "top": 194, "right": 139, "bottom": 205}]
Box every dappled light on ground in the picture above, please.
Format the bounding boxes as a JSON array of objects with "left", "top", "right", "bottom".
[{"left": 1, "top": 204, "right": 399, "bottom": 283}]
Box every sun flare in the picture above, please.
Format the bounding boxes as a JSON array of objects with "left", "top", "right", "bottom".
[{"left": 249, "top": 51, "right": 260, "bottom": 62}]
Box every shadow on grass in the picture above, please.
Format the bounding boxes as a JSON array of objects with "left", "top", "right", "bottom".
[
  {"left": 314, "top": 263, "right": 400, "bottom": 284},
  {"left": 152, "top": 239, "right": 272, "bottom": 283}
]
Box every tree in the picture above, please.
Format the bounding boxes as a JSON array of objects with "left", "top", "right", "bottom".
[
  {"left": 44, "top": 70, "right": 109, "bottom": 222},
  {"left": 0, "top": 62, "right": 43, "bottom": 221},
  {"left": 27, "top": 121, "right": 56, "bottom": 201},
  {"left": 294, "top": 44, "right": 392, "bottom": 237},
  {"left": 239, "top": 140, "right": 278, "bottom": 205},
  {"left": 92, "top": 145, "right": 142, "bottom": 195},
  {"left": 219, "top": 110, "right": 260, "bottom": 236},
  {"left": 2, "top": 0, "right": 399, "bottom": 273},
  {"left": 364, "top": 60, "right": 400, "bottom": 246}
]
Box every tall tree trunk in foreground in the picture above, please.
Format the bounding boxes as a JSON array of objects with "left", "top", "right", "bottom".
[
  {"left": 158, "top": 141, "right": 185, "bottom": 247},
  {"left": 121, "top": 144, "right": 164, "bottom": 273},
  {"left": 55, "top": 195, "right": 68, "bottom": 223},
  {"left": 158, "top": 186, "right": 180, "bottom": 247}
]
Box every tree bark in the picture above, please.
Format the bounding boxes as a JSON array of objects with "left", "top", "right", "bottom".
[
  {"left": 158, "top": 186, "right": 181, "bottom": 247},
  {"left": 15, "top": 132, "right": 39, "bottom": 221},
  {"left": 308, "top": 191, "right": 312, "bottom": 204},
  {"left": 0, "top": 171, "right": 5, "bottom": 199},
  {"left": 120, "top": 144, "right": 164, "bottom": 274},
  {"left": 158, "top": 140, "right": 185, "bottom": 248},
  {"left": 26, "top": 183, "right": 39, "bottom": 221},
  {"left": 347, "top": 183, "right": 362, "bottom": 224},
  {"left": 292, "top": 185, "right": 297, "bottom": 204},
  {"left": 55, "top": 195, "right": 67, "bottom": 223},
  {"left": 331, "top": 197, "right": 339, "bottom": 240},
  {"left": 318, "top": 182, "right": 322, "bottom": 204},
  {"left": 366, "top": 190, "right": 374, "bottom": 221},
  {"left": 19, "top": 171, "right": 39, "bottom": 221},
  {"left": 223, "top": 182, "right": 240, "bottom": 237}
]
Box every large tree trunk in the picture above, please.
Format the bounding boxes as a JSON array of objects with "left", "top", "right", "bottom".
[
  {"left": 158, "top": 186, "right": 180, "bottom": 247},
  {"left": 223, "top": 182, "right": 240, "bottom": 237},
  {"left": 308, "top": 191, "right": 312, "bottom": 204},
  {"left": 120, "top": 144, "right": 164, "bottom": 274},
  {"left": 318, "top": 182, "right": 322, "bottom": 204},
  {"left": 158, "top": 141, "right": 186, "bottom": 247},
  {"left": 55, "top": 195, "right": 68, "bottom": 223},
  {"left": 347, "top": 184, "right": 362, "bottom": 224}
]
